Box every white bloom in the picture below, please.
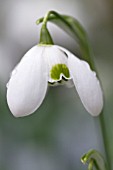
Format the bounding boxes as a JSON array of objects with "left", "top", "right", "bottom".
[{"left": 7, "top": 45, "right": 103, "bottom": 117}]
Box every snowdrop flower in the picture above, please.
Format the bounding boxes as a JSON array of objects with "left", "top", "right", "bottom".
[{"left": 7, "top": 45, "right": 103, "bottom": 117}]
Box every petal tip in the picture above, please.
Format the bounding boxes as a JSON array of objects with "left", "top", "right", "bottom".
[{"left": 86, "top": 93, "right": 103, "bottom": 117}]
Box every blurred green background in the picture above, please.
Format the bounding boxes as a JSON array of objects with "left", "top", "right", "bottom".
[{"left": 0, "top": 0, "right": 113, "bottom": 169}]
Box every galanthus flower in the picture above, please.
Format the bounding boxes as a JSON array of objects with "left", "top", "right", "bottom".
[{"left": 7, "top": 44, "right": 103, "bottom": 117}]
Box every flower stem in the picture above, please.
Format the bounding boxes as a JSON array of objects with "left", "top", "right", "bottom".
[
  {"left": 99, "top": 112, "right": 111, "bottom": 170},
  {"left": 42, "top": 11, "right": 52, "bottom": 28}
]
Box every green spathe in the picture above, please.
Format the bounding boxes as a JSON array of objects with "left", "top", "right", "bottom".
[
  {"left": 50, "top": 64, "right": 70, "bottom": 80},
  {"left": 39, "top": 26, "right": 54, "bottom": 45}
]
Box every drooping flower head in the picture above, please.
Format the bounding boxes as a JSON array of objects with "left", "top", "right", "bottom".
[{"left": 6, "top": 12, "right": 103, "bottom": 117}]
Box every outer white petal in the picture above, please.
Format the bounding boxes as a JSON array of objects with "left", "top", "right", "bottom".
[
  {"left": 7, "top": 46, "right": 48, "bottom": 117},
  {"left": 68, "top": 54, "right": 103, "bottom": 116},
  {"left": 57, "top": 45, "right": 103, "bottom": 116}
]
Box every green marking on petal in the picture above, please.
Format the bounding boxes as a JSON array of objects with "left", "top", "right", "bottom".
[{"left": 50, "top": 64, "right": 70, "bottom": 80}]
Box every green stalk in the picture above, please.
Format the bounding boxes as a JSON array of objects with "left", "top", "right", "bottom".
[
  {"left": 36, "top": 10, "right": 111, "bottom": 169},
  {"left": 99, "top": 112, "right": 111, "bottom": 170}
]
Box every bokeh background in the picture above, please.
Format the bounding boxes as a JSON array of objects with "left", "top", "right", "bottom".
[{"left": 0, "top": 0, "right": 113, "bottom": 169}]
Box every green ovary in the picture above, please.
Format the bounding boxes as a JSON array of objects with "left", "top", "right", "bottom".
[{"left": 50, "top": 64, "right": 70, "bottom": 80}]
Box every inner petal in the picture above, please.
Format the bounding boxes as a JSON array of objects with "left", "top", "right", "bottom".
[
  {"left": 44, "top": 46, "right": 71, "bottom": 84},
  {"left": 50, "top": 63, "right": 70, "bottom": 80}
]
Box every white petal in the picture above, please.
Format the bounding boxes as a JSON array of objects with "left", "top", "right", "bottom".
[
  {"left": 68, "top": 54, "right": 103, "bottom": 116},
  {"left": 7, "top": 46, "right": 48, "bottom": 117}
]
